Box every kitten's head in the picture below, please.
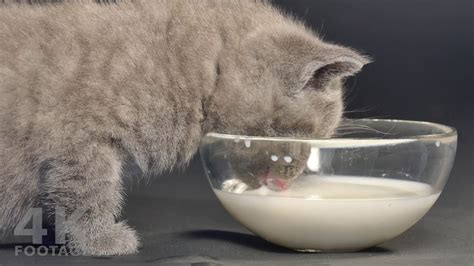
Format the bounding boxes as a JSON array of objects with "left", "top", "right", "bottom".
[{"left": 204, "top": 24, "right": 370, "bottom": 138}]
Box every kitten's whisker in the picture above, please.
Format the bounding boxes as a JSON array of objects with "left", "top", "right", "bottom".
[
  {"left": 342, "top": 107, "right": 376, "bottom": 114},
  {"left": 333, "top": 130, "right": 379, "bottom": 137},
  {"left": 335, "top": 123, "right": 395, "bottom": 136},
  {"left": 337, "top": 125, "right": 386, "bottom": 133}
]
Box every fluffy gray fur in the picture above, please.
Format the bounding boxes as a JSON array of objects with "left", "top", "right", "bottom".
[{"left": 0, "top": 0, "right": 369, "bottom": 255}]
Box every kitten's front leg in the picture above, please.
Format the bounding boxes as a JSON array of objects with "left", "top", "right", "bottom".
[
  {"left": 43, "top": 144, "right": 139, "bottom": 256},
  {"left": 222, "top": 178, "right": 249, "bottom": 193}
]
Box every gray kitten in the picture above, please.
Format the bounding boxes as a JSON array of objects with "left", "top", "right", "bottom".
[{"left": 0, "top": 0, "right": 369, "bottom": 255}]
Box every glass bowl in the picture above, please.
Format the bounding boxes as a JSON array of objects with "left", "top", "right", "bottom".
[{"left": 199, "top": 119, "right": 457, "bottom": 252}]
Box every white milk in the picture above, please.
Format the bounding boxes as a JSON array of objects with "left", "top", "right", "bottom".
[{"left": 214, "top": 176, "right": 440, "bottom": 252}]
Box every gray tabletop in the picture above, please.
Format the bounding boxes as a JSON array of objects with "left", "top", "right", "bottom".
[{"left": 1, "top": 138, "right": 472, "bottom": 266}]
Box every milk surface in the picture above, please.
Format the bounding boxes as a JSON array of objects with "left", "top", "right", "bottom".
[{"left": 214, "top": 176, "right": 440, "bottom": 251}]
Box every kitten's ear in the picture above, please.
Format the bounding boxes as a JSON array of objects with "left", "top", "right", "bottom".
[{"left": 300, "top": 50, "right": 370, "bottom": 91}]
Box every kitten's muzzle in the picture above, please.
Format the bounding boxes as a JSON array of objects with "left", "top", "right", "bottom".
[{"left": 263, "top": 171, "right": 290, "bottom": 191}]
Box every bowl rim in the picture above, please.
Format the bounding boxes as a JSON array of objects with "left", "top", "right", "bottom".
[{"left": 203, "top": 118, "right": 457, "bottom": 142}]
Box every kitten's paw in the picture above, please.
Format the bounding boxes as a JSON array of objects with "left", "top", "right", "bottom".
[
  {"left": 222, "top": 178, "right": 248, "bottom": 193},
  {"left": 70, "top": 222, "right": 140, "bottom": 256}
]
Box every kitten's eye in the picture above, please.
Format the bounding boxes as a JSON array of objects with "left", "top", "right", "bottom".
[
  {"left": 283, "top": 156, "right": 293, "bottom": 163},
  {"left": 271, "top": 155, "right": 279, "bottom": 162}
]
